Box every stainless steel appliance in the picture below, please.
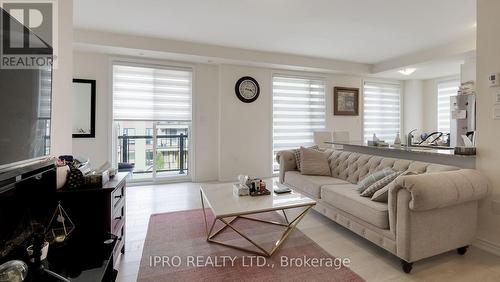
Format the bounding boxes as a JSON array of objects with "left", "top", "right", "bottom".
[{"left": 450, "top": 94, "right": 476, "bottom": 147}]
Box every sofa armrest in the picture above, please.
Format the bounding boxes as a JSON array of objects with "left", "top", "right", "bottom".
[
  {"left": 276, "top": 150, "right": 297, "bottom": 183},
  {"left": 391, "top": 169, "right": 490, "bottom": 211}
]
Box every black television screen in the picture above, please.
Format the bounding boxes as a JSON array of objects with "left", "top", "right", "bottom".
[
  {"left": 0, "top": 8, "right": 53, "bottom": 169},
  {"left": 0, "top": 68, "right": 52, "bottom": 167}
]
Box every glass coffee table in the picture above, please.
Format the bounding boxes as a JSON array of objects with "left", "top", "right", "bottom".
[{"left": 200, "top": 182, "right": 316, "bottom": 257}]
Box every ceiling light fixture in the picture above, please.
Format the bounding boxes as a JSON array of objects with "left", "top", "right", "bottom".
[{"left": 398, "top": 68, "right": 416, "bottom": 75}]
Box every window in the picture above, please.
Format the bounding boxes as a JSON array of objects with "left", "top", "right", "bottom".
[
  {"left": 145, "top": 150, "right": 153, "bottom": 165},
  {"left": 272, "top": 75, "right": 326, "bottom": 170},
  {"left": 145, "top": 128, "right": 153, "bottom": 145},
  {"left": 437, "top": 79, "right": 460, "bottom": 133},
  {"left": 113, "top": 64, "right": 192, "bottom": 121},
  {"left": 123, "top": 128, "right": 136, "bottom": 144},
  {"left": 363, "top": 81, "right": 401, "bottom": 142},
  {"left": 128, "top": 150, "right": 135, "bottom": 162},
  {"left": 113, "top": 63, "right": 192, "bottom": 179}
]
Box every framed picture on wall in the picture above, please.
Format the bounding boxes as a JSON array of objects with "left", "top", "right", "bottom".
[{"left": 333, "top": 87, "right": 359, "bottom": 116}]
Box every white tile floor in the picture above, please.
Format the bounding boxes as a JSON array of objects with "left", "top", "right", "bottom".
[{"left": 116, "top": 181, "right": 500, "bottom": 282}]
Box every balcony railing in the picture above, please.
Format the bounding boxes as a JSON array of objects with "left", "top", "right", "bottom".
[{"left": 117, "top": 133, "right": 188, "bottom": 175}]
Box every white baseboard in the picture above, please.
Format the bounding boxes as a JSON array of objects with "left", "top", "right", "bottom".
[{"left": 473, "top": 238, "right": 500, "bottom": 256}]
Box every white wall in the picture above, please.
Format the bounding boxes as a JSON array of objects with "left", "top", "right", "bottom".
[
  {"left": 217, "top": 67, "right": 370, "bottom": 181},
  {"left": 461, "top": 57, "right": 477, "bottom": 83},
  {"left": 72, "top": 52, "right": 221, "bottom": 181},
  {"left": 422, "top": 79, "right": 438, "bottom": 133},
  {"left": 193, "top": 64, "right": 220, "bottom": 182},
  {"left": 73, "top": 52, "right": 372, "bottom": 182},
  {"left": 403, "top": 80, "right": 424, "bottom": 135},
  {"left": 72, "top": 52, "right": 110, "bottom": 166},
  {"left": 74, "top": 29, "right": 370, "bottom": 75},
  {"left": 325, "top": 75, "right": 364, "bottom": 140},
  {"left": 421, "top": 75, "right": 463, "bottom": 134},
  {"left": 218, "top": 65, "right": 273, "bottom": 181},
  {"left": 475, "top": 0, "right": 500, "bottom": 250},
  {"left": 50, "top": 0, "right": 73, "bottom": 155}
]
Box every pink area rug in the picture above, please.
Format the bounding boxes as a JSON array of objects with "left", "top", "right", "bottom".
[{"left": 137, "top": 209, "right": 364, "bottom": 281}]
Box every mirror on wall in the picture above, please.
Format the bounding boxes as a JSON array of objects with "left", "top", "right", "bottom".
[{"left": 72, "top": 79, "right": 96, "bottom": 138}]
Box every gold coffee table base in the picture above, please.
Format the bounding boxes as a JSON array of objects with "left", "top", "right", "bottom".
[{"left": 200, "top": 191, "right": 314, "bottom": 257}]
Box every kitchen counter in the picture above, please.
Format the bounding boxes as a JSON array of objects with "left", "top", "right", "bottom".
[{"left": 325, "top": 141, "right": 476, "bottom": 169}]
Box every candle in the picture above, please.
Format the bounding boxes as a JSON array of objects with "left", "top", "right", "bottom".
[{"left": 54, "top": 234, "right": 66, "bottom": 243}]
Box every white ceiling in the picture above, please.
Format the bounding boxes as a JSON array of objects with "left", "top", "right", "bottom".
[
  {"left": 73, "top": 0, "right": 476, "bottom": 65},
  {"left": 373, "top": 59, "right": 465, "bottom": 80}
]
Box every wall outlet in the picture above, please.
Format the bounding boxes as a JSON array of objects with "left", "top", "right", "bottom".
[{"left": 489, "top": 73, "right": 500, "bottom": 87}]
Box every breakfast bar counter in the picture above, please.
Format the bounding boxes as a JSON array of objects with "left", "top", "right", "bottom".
[{"left": 325, "top": 141, "right": 476, "bottom": 169}]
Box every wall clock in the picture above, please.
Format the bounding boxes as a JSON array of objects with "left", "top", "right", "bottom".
[{"left": 235, "top": 76, "right": 260, "bottom": 103}]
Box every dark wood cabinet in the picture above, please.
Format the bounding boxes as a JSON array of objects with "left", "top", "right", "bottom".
[
  {"left": 106, "top": 173, "right": 127, "bottom": 263},
  {"left": 56, "top": 172, "right": 129, "bottom": 267},
  {"left": 1, "top": 163, "right": 123, "bottom": 281}
]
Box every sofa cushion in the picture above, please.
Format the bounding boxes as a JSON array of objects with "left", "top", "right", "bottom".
[
  {"left": 321, "top": 184, "right": 389, "bottom": 229},
  {"left": 284, "top": 171, "right": 349, "bottom": 199},
  {"left": 371, "top": 181, "right": 394, "bottom": 202},
  {"left": 356, "top": 167, "right": 394, "bottom": 193},
  {"left": 300, "top": 147, "right": 331, "bottom": 176},
  {"left": 371, "top": 171, "right": 417, "bottom": 202},
  {"left": 293, "top": 145, "right": 322, "bottom": 170},
  {"left": 361, "top": 171, "right": 402, "bottom": 197}
]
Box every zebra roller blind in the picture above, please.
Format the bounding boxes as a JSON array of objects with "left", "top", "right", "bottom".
[
  {"left": 113, "top": 63, "right": 192, "bottom": 121},
  {"left": 272, "top": 75, "right": 326, "bottom": 170},
  {"left": 437, "top": 79, "right": 460, "bottom": 133},
  {"left": 363, "top": 81, "right": 401, "bottom": 141}
]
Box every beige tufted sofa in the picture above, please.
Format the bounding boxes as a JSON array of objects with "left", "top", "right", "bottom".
[{"left": 277, "top": 149, "right": 490, "bottom": 273}]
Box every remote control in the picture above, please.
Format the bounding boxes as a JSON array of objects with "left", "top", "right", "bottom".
[{"left": 274, "top": 186, "right": 292, "bottom": 194}]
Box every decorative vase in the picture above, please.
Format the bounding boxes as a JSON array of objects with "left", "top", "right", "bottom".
[
  {"left": 26, "top": 241, "right": 49, "bottom": 262},
  {"left": 56, "top": 165, "right": 70, "bottom": 189}
]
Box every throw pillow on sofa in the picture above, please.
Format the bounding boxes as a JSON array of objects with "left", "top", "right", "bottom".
[
  {"left": 371, "top": 171, "right": 417, "bottom": 202},
  {"left": 293, "top": 145, "right": 322, "bottom": 170},
  {"left": 356, "top": 167, "right": 394, "bottom": 193},
  {"left": 299, "top": 147, "right": 331, "bottom": 176},
  {"left": 361, "top": 171, "right": 402, "bottom": 197}
]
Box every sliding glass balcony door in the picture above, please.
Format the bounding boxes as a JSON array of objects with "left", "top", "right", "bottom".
[
  {"left": 112, "top": 63, "right": 192, "bottom": 182},
  {"left": 153, "top": 122, "right": 189, "bottom": 179},
  {"left": 115, "top": 121, "right": 190, "bottom": 180}
]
